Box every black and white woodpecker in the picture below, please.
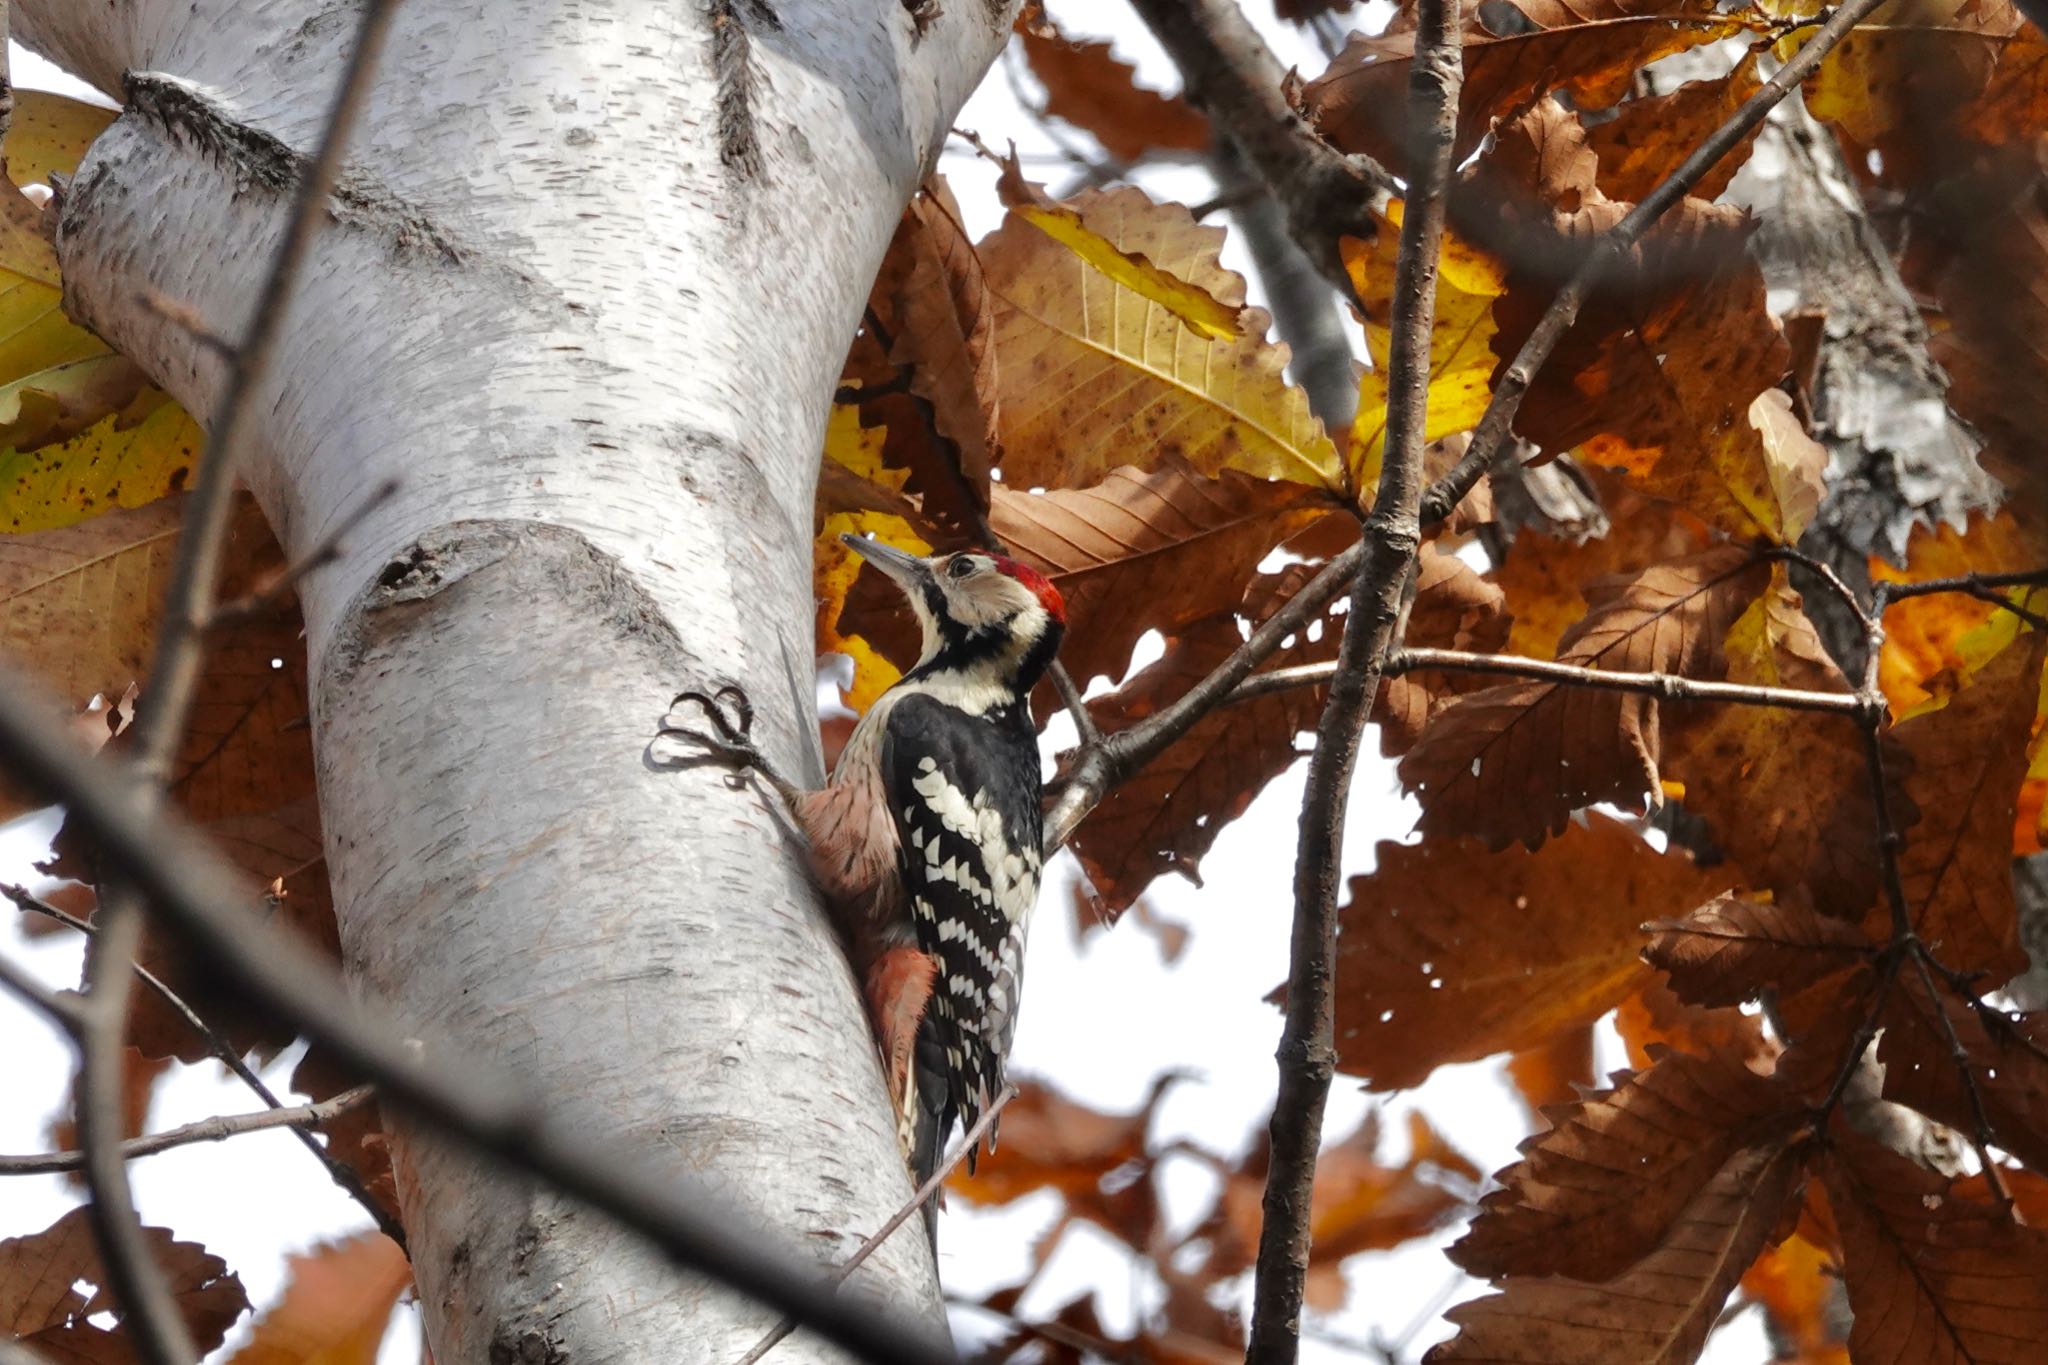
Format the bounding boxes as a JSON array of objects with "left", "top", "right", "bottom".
[{"left": 666, "top": 533, "right": 1065, "bottom": 1233}]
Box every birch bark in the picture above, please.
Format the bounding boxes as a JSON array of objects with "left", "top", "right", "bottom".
[{"left": 13, "top": 1, "right": 1014, "bottom": 1358}]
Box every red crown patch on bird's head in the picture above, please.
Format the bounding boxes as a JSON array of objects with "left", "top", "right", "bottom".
[{"left": 990, "top": 555, "right": 1066, "bottom": 624}]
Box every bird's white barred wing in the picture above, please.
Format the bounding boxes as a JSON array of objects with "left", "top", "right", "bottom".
[{"left": 881, "top": 691, "right": 1042, "bottom": 1140}]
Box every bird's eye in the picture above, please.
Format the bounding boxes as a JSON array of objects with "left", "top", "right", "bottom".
[{"left": 947, "top": 557, "right": 976, "bottom": 580}]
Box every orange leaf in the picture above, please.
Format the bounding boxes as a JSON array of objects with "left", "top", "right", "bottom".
[{"left": 226, "top": 1234, "right": 411, "bottom": 1365}]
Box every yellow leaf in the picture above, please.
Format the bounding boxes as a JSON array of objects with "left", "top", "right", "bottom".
[
  {"left": 995, "top": 154, "right": 1242, "bottom": 341},
  {"left": 817, "top": 510, "right": 930, "bottom": 713},
  {"left": 820, "top": 398, "right": 898, "bottom": 487},
  {"left": 982, "top": 185, "right": 1341, "bottom": 493},
  {"left": 5, "top": 91, "right": 117, "bottom": 190},
  {"left": 0, "top": 392, "right": 204, "bottom": 533},
  {"left": 1342, "top": 210, "right": 1505, "bottom": 496}
]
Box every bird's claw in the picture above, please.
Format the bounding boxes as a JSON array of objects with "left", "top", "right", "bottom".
[{"left": 660, "top": 685, "right": 764, "bottom": 787}]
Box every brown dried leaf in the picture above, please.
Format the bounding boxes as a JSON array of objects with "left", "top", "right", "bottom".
[
  {"left": 1454, "top": 1047, "right": 1798, "bottom": 1281},
  {"left": 1642, "top": 895, "right": 1876, "bottom": 1009},
  {"left": 1069, "top": 564, "right": 1343, "bottom": 911},
  {"left": 863, "top": 179, "right": 995, "bottom": 538},
  {"left": 0, "top": 1207, "right": 248, "bottom": 1361},
  {"left": 1430, "top": 1140, "right": 1804, "bottom": 1364},
  {"left": 1823, "top": 1131, "right": 2048, "bottom": 1365},
  {"left": 1662, "top": 573, "right": 1878, "bottom": 916},
  {"left": 1474, "top": 103, "right": 1817, "bottom": 541},
  {"left": 988, "top": 457, "right": 1324, "bottom": 688},
  {"left": 1330, "top": 814, "right": 1738, "bottom": 1091},
  {"left": 1614, "top": 975, "right": 1774, "bottom": 1071},
  {"left": 225, "top": 1234, "right": 410, "bottom": 1365},
  {"left": 1304, "top": 0, "right": 1745, "bottom": 169},
  {"left": 1017, "top": 22, "right": 1210, "bottom": 162},
  {"left": 1399, "top": 546, "right": 1771, "bottom": 849},
  {"left": 1883, "top": 634, "right": 2044, "bottom": 981},
  {"left": 0, "top": 497, "right": 181, "bottom": 822}
]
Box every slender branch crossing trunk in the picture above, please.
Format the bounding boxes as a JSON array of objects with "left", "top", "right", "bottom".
[{"left": 16, "top": 1, "right": 1015, "bottom": 1358}]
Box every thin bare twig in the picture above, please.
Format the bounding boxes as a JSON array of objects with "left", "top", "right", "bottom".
[
  {"left": 1418, "top": 0, "right": 1895, "bottom": 528},
  {"left": 1043, "top": 541, "right": 1362, "bottom": 852},
  {"left": 0, "top": 660, "right": 952, "bottom": 1365},
  {"left": 1248, "top": 0, "right": 1461, "bottom": 1355},
  {"left": 733, "top": 1085, "right": 1019, "bottom": 1365},
  {"left": 1225, "top": 647, "right": 1867, "bottom": 715},
  {"left": 3, "top": 882, "right": 407, "bottom": 1246},
  {"left": 1879, "top": 568, "right": 2048, "bottom": 602},
  {"left": 75, "top": 5, "right": 406, "bottom": 1361},
  {"left": 0, "top": 1086, "right": 372, "bottom": 1175},
  {"left": 75, "top": 907, "right": 191, "bottom": 1365}
]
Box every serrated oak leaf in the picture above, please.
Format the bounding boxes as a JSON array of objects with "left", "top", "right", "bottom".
[
  {"left": 1327, "top": 814, "right": 1737, "bottom": 1091},
  {"left": 1488, "top": 477, "right": 1712, "bottom": 661},
  {"left": 1342, "top": 216, "right": 1503, "bottom": 496},
  {"left": 988, "top": 458, "right": 1325, "bottom": 690},
  {"left": 1643, "top": 896, "right": 1876, "bottom": 1009},
  {"left": 1400, "top": 546, "right": 1770, "bottom": 849},
  {"left": 0, "top": 1207, "right": 248, "bottom": 1361},
  {"left": 1453, "top": 1047, "right": 1798, "bottom": 1282},
  {"left": 980, "top": 186, "right": 1338, "bottom": 491},
  {"left": 1429, "top": 1139, "right": 1804, "bottom": 1364},
  {"left": 1583, "top": 51, "right": 1763, "bottom": 203},
  {"left": 1876, "top": 974, "right": 2048, "bottom": 1174}
]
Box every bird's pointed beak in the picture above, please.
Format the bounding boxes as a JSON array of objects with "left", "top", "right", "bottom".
[{"left": 840, "top": 533, "right": 930, "bottom": 596}]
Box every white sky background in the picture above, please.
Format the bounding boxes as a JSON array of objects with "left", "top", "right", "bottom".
[{"left": 0, "top": 10, "right": 1773, "bottom": 1363}]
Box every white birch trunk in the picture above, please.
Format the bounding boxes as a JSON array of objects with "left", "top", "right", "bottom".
[{"left": 14, "top": 1, "right": 1014, "bottom": 1358}]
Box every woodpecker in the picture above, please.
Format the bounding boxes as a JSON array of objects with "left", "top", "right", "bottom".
[{"left": 665, "top": 534, "right": 1065, "bottom": 1229}]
